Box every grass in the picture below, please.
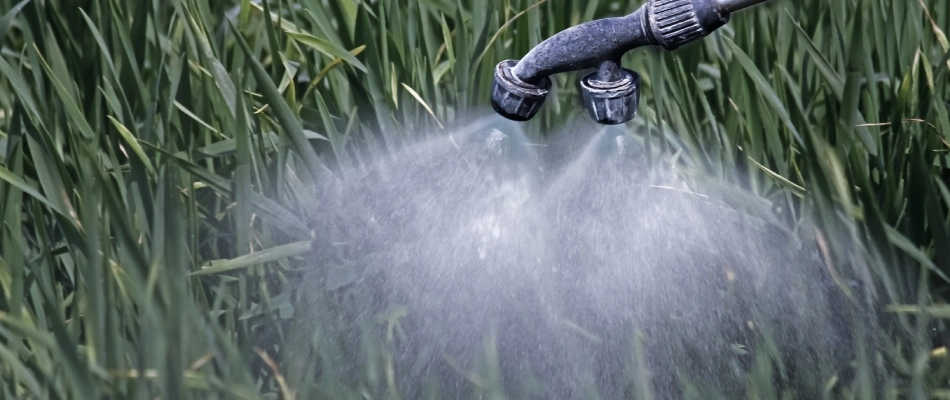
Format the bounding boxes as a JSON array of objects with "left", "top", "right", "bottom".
[{"left": 0, "top": 0, "right": 948, "bottom": 398}]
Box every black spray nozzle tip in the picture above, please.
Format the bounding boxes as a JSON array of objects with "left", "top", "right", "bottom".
[
  {"left": 491, "top": 60, "right": 552, "bottom": 122},
  {"left": 580, "top": 68, "right": 641, "bottom": 125}
]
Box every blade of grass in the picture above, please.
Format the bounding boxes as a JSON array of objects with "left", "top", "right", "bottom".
[
  {"left": 723, "top": 36, "right": 802, "bottom": 145},
  {"left": 191, "top": 241, "right": 311, "bottom": 276},
  {"left": 229, "top": 21, "right": 326, "bottom": 181},
  {"left": 108, "top": 116, "right": 157, "bottom": 175},
  {"left": 401, "top": 82, "right": 443, "bottom": 129},
  {"left": 286, "top": 32, "right": 367, "bottom": 73}
]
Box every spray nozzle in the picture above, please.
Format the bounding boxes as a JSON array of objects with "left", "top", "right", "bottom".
[{"left": 490, "top": 0, "right": 771, "bottom": 124}]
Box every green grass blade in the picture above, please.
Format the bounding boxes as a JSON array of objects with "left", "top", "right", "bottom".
[
  {"left": 286, "top": 32, "right": 367, "bottom": 72},
  {"left": 229, "top": 21, "right": 326, "bottom": 181},
  {"left": 0, "top": 0, "right": 30, "bottom": 42},
  {"left": 108, "top": 116, "right": 157, "bottom": 175},
  {"left": 723, "top": 36, "right": 802, "bottom": 145},
  {"left": 191, "top": 240, "right": 311, "bottom": 276}
]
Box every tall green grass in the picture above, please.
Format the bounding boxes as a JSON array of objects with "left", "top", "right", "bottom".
[{"left": 0, "top": 0, "right": 947, "bottom": 398}]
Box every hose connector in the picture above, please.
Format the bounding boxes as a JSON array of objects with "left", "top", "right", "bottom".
[{"left": 645, "top": 0, "right": 729, "bottom": 51}]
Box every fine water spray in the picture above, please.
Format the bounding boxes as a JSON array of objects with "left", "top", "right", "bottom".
[
  {"left": 289, "top": 1, "right": 876, "bottom": 397},
  {"left": 491, "top": 0, "right": 772, "bottom": 124}
]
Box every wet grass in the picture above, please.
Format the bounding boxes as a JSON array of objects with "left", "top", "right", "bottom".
[{"left": 0, "top": 0, "right": 948, "bottom": 398}]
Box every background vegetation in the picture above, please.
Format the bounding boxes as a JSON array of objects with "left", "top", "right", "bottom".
[{"left": 0, "top": 0, "right": 948, "bottom": 398}]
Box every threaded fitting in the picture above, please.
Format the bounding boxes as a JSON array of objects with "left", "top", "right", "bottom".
[{"left": 647, "top": 0, "right": 729, "bottom": 50}]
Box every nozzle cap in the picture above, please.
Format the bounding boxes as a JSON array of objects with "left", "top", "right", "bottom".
[
  {"left": 580, "top": 68, "right": 640, "bottom": 125},
  {"left": 491, "top": 60, "right": 552, "bottom": 122}
]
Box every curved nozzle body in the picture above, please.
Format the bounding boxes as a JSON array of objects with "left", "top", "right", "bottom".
[
  {"left": 716, "top": 0, "right": 772, "bottom": 14},
  {"left": 491, "top": 0, "right": 773, "bottom": 124},
  {"left": 510, "top": 10, "right": 650, "bottom": 85}
]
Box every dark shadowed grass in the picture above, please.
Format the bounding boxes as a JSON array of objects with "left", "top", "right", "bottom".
[{"left": 0, "top": 0, "right": 948, "bottom": 398}]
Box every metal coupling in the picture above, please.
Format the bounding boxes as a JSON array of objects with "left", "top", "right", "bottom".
[{"left": 645, "top": 0, "right": 729, "bottom": 51}]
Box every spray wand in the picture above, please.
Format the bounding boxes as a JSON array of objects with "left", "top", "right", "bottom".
[{"left": 491, "top": 0, "right": 772, "bottom": 125}]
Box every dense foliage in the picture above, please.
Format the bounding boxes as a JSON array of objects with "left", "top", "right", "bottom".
[{"left": 0, "top": 0, "right": 948, "bottom": 398}]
